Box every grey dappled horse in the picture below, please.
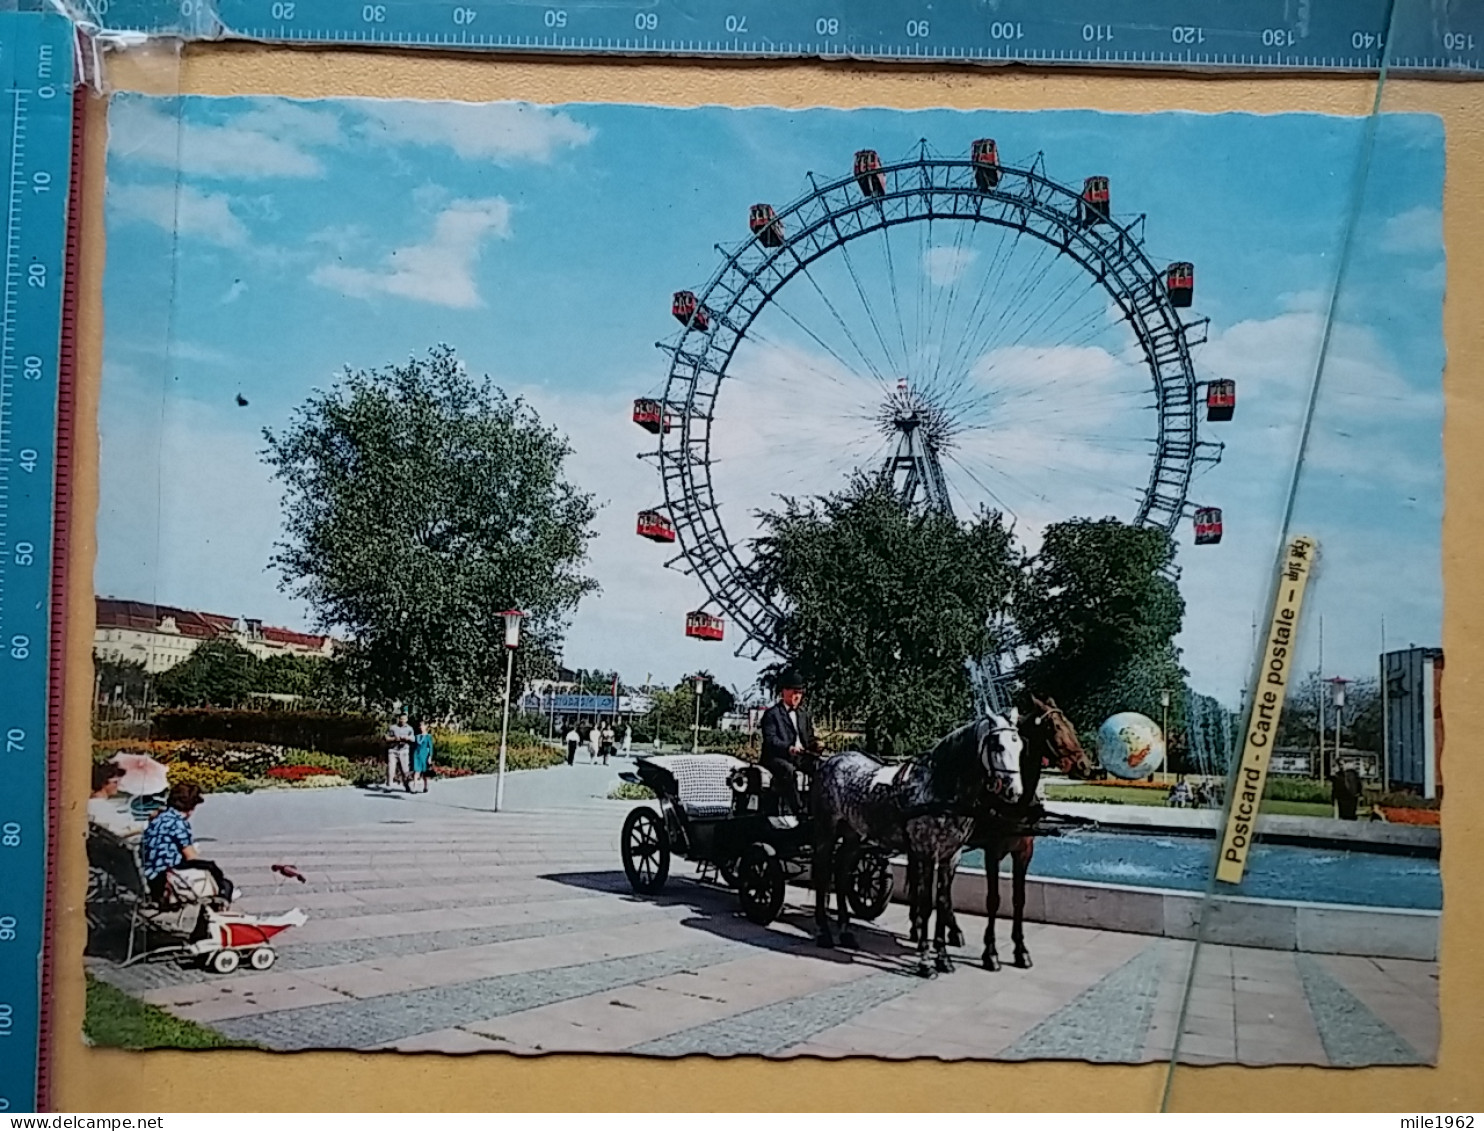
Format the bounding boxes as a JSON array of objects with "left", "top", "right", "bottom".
[
  {"left": 924, "top": 694, "right": 1091, "bottom": 969},
  {"left": 811, "top": 712, "right": 1024, "bottom": 977}
]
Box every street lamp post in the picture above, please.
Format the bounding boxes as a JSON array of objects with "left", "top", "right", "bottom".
[
  {"left": 1159, "top": 688, "right": 1172, "bottom": 783},
  {"left": 692, "top": 674, "right": 706, "bottom": 753},
  {"left": 494, "top": 609, "right": 526, "bottom": 813},
  {"left": 1327, "top": 677, "right": 1349, "bottom": 780}
]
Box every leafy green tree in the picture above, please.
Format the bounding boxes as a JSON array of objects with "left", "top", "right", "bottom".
[
  {"left": 1276, "top": 674, "right": 1382, "bottom": 754},
  {"left": 1015, "top": 518, "right": 1186, "bottom": 732},
  {"left": 93, "top": 653, "right": 149, "bottom": 706},
  {"left": 155, "top": 638, "right": 260, "bottom": 708},
  {"left": 751, "top": 476, "right": 1019, "bottom": 756},
  {"left": 644, "top": 674, "right": 737, "bottom": 744},
  {"left": 253, "top": 653, "right": 323, "bottom": 698},
  {"left": 262, "top": 345, "right": 598, "bottom": 717}
]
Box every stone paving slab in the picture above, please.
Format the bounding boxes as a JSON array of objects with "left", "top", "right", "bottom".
[{"left": 85, "top": 767, "right": 1439, "bottom": 1066}]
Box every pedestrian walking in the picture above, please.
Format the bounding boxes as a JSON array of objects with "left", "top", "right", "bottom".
[
  {"left": 385, "top": 712, "right": 415, "bottom": 791},
  {"left": 600, "top": 722, "right": 616, "bottom": 766},
  {"left": 622, "top": 724, "right": 632, "bottom": 756},
  {"left": 564, "top": 725, "right": 581, "bottom": 766},
  {"left": 587, "top": 723, "right": 600, "bottom": 763},
  {"left": 412, "top": 721, "right": 434, "bottom": 793}
]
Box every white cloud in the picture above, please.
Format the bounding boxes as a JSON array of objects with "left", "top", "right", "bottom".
[
  {"left": 351, "top": 102, "right": 594, "bottom": 164},
  {"left": 168, "top": 340, "right": 234, "bottom": 364},
  {"left": 922, "top": 246, "right": 978, "bottom": 287},
  {"left": 108, "top": 180, "right": 250, "bottom": 247},
  {"left": 310, "top": 198, "right": 512, "bottom": 308},
  {"left": 1379, "top": 205, "right": 1442, "bottom": 255},
  {"left": 108, "top": 98, "right": 335, "bottom": 180}
]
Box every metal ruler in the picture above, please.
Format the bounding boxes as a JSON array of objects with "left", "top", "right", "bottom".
[
  {"left": 71, "top": 0, "right": 1484, "bottom": 74},
  {"left": 0, "top": 8, "right": 74, "bottom": 1115}
]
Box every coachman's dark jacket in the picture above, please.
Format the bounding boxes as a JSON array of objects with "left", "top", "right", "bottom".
[{"left": 760, "top": 701, "right": 816, "bottom": 768}]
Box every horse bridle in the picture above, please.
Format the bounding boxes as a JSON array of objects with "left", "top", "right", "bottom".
[{"left": 980, "top": 720, "right": 1023, "bottom": 804}]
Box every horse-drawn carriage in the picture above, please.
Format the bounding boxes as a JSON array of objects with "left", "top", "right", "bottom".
[{"left": 617, "top": 753, "right": 894, "bottom": 927}]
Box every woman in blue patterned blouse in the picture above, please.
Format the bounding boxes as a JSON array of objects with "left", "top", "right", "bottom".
[{"left": 139, "top": 782, "right": 235, "bottom": 904}]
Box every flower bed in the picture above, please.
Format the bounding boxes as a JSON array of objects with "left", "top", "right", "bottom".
[
  {"left": 1375, "top": 805, "right": 1441, "bottom": 826},
  {"left": 165, "top": 763, "right": 245, "bottom": 793},
  {"left": 267, "top": 765, "right": 338, "bottom": 782}
]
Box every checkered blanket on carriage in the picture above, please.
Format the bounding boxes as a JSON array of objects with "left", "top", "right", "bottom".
[{"left": 635, "top": 753, "right": 749, "bottom": 819}]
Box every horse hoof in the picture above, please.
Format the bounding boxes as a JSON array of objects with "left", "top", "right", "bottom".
[
  {"left": 839, "top": 931, "right": 857, "bottom": 949},
  {"left": 1014, "top": 951, "right": 1033, "bottom": 970},
  {"left": 935, "top": 952, "right": 955, "bottom": 974},
  {"left": 947, "top": 926, "right": 965, "bottom": 949},
  {"left": 915, "top": 961, "right": 936, "bottom": 979},
  {"left": 982, "top": 953, "right": 1002, "bottom": 972},
  {"left": 908, "top": 926, "right": 921, "bottom": 944},
  {"left": 816, "top": 932, "right": 836, "bottom": 949}
]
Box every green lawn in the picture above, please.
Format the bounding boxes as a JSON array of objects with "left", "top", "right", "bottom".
[
  {"left": 84, "top": 972, "right": 260, "bottom": 1050},
  {"left": 1045, "top": 785, "right": 1167, "bottom": 806},
  {"left": 1045, "top": 785, "right": 1334, "bottom": 820}
]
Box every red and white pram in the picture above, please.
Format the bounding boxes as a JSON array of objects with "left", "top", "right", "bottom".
[{"left": 154, "top": 866, "right": 307, "bottom": 975}]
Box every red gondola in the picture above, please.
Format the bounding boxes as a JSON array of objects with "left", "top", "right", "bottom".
[
  {"left": 1194, "top": 507, "right": 1223, "bottom": 545},
  {"left": 854, "top": 149, "right": 886, "bottom": 198},
  {"left": 685, "top": 611, "right": 725, "bottom": 641},
  {"left": 672, "top": 290, "right": 711, "bottom": 332},
  {"left": 636, "top": 510, "right": 677, "bottom": 543},
  {"left": 971, "top": 138, "right": 1001, "bottom": 191},
  {"left": 632, "top": 398, "right": 673, "bottom": 434},
  {"left": 1206, "top": 379, "right": 1236, "bottom": 422},
  {"left": 749, "top": 203, "right": 785, "bottom": 248},
  {"left": 1166, "top": 261, "right": 1195, "bottom": 308},
  {"left": 1080, "top": 175, "right": 1110, "bottom": 226}
]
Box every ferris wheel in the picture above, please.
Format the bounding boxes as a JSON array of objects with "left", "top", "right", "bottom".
[{"left": 633, "top": 140, "right": 1235, "bottom": 662}]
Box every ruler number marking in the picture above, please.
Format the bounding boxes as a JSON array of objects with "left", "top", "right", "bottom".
[
  {"left": 0, "top": 917, "right": 13, "bottom": 942},
  {"left": 271, "top": 2, "right": 294, "bottom": 20},
  {"left": 816, "top": 18, "right": 838, "bottom": 36},
  {"left": 545, "top": 10, "right": 567, "bottom": 29},
  {"left": 635, "top": 12, "right": 658, "bottom": 31}
]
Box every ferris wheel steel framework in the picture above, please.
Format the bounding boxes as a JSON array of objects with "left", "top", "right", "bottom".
[{"left": 645, "top": 147, "right": 1222, "bottom": 662}]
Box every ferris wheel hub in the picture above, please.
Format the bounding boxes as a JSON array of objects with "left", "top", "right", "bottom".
[{"left": 878, "top": 381, "right": 956, "bottom": 454}]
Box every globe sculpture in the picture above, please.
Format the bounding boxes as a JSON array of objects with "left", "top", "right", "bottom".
[{"left": 1097, "top": 712, "right": 1167, "bottom": 781}]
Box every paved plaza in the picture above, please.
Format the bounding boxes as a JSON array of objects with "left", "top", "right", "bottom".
[{"left": 87, "top": 764, "right": 1438, "bottom": 1065}]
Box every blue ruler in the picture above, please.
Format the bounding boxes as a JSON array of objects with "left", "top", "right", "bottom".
[
  {"left": 71, "top": 0, "right": 1484, "bottom": 74},
  {"left": 0, "top": 8, "right": 73, "bottom": 1116}
]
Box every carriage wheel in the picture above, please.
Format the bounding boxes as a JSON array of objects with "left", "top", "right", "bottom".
[
  {"left": 208, "top": 947, "right": 241, "bottom": 975},
  {"left": 249, "top": 947, "right": 277, "bottom": 971},
  {"left": 621, "top": 807, "right": 671, "bottom": 895},
  {"left": 737, "top": 842, "right": 785, "bottom": 926},
  {"left": 844, "top": 849, "right": 894, "bottom": 921}
]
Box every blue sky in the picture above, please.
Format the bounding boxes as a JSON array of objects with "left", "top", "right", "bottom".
[{"left": 97, "top": 96, "right": 1445, "bottom": 704}]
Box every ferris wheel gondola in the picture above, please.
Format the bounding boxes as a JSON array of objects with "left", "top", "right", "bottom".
[{"left": 636, "top": 139, "right": 1233, "bottom": 659}]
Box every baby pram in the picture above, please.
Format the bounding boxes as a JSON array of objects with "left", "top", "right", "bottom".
[{"left": 87, "top": 827, "right": 308, "bottom": 974}]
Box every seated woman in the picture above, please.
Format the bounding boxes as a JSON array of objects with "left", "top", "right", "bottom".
[
  {"left": 139, "top": 783, "right": 235, "bottom": 905},
  {"left": 87, "top": 762, "right": 147, "bottom": 840}
]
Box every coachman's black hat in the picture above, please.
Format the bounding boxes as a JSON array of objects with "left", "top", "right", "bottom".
[{"left": 778, "top": 668, "right": 806, "bottom": 690}]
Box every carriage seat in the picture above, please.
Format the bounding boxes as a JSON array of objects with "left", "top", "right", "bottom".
[{"left": 637, "top": 754, "right": 748, "bottom": 819}]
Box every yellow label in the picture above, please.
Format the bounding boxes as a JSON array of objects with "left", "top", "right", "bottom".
[{"left": 1215, "top": 535, "right": 1318, "bottom": 885}]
